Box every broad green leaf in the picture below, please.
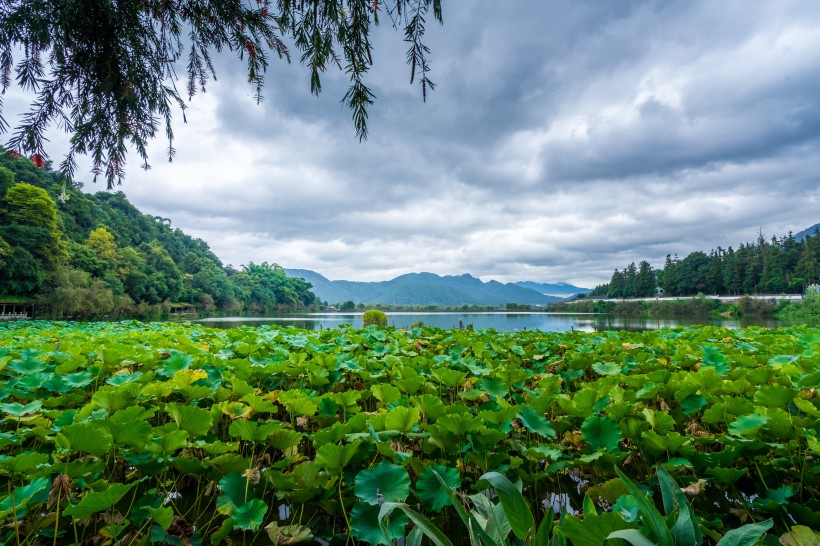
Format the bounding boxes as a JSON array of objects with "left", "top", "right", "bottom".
[
  {"left": 715, "top": 519, "right": 773, "bottom": 546},
  {"left": 384, "top": 406, "right": 420, "bottom": 433},
  {"left": 581, "top": 415, "right": 622, "bottom": 451},
  {"left": 518, "top": 407, "right": 556, "bottom": 438},
  {"left": 0, "top": 477, "right": 49, "bottom": 518},
  {"left": 415, "top": 465, "right": 461, "bottom": 512},
  {"left": 229, "top": 419, "right": 281, "bottom": 443},
  {"left": 232, "top": 498, "right": 267, "bottom": 531},
  {"left": 559, "top": 511, "right": 635, "bottom": 545},
  {"left": 268, "top": 429, "right": 303, "bottom": 450},
  {"left": 378, "top": 502, "right": 453, "bottom": 546},
  {"left": 355, "top": 462, "right": 410, "bottom": 505},
  {"left": 410, "top": 394, "right": 446, "bottom": 420},
  {"left": 728, "top": 414, "right": 769, "bottom": 436},
  {"left": 592, "top": 361, "right": 622, "bottom": 376},
  {"left": 614, "top": 467, "right": 674, "bottom": 546},
  {"left": 147, "top": 505, "right": 174, "bottom": 531},
  {"left": 167, "top": 404, "right": 214, "bottom": 437},
  {"left": 64, "top": 482, "right": 136, "bottom": 519},
  {"left": 478, "top": 471, "right": 534, "bottom": 542},
  {"left": 315, "top": 441, "right": 361, "bottom": 474},
  {"left": 56, "top": 422, "right": 113, "bottom": 456},
  {"left": 371, "top": 384, "right": 402, "bottom": 406},
  {"left": 217, "top": 473, "right": 252, "bottom": 515},
  {"left": 0, "top": 400, "right": 43, "bottom": 417},
  {"left": 608, "top": 529, "right": 657, "bottom": 546},
  {"left": 351, "top": 500, "right": 408, "bottom": 545}
]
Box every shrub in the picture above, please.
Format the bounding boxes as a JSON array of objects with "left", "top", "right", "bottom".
[{"left": 362, "top": 309, "right": 387, "bottom": 327}]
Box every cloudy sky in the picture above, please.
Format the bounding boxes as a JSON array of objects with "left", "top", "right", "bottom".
[{"left": 7, "top": 0, "right": 820, "bottom": 287}]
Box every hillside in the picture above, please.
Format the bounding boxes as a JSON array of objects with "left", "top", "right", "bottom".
[
  {"left": 0, "top": 152, "right": 316, "bottom": 317},
  {"left": 513, "top": 281, "right": 590, "bottom": 297},
  {"left": 796, "top": 222, "right": 820, "bottom": 241},
  {"left": 285, "top": 269, "right": 568, "bottom": 306}
]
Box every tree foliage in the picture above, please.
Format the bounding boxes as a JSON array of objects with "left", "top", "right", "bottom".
[
  {"left": 590, "top": 230, "right": 820, "bottom": 298},
  {"left": 0, "top": 0, "right": 443, "bottom": 187},
  {"left": 0, "top": 152, "right": 318, "bottom": 317}
]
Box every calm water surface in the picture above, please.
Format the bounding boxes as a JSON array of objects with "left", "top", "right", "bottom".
[{"left": 193, "top": 312, "right": 789, "bottom": 332}]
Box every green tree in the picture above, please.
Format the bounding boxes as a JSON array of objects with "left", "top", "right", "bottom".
[{"left": 1, "top": 0, "right": 444, "bottom": 187}]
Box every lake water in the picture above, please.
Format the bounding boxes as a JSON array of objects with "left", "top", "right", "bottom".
[{"left": 193, "top": 312, "right": 788, "bottom": 332}]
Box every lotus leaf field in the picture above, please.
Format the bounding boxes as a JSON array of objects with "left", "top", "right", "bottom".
[{"left": 0, "top": 321, "right": 818, "bottom": 545}]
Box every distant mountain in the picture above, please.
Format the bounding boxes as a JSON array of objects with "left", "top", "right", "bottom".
[
  {"left": 513, "top": 281, "right": 591, "bottom": 297},
  {"left": 795, "top": 222, "right": 820, "bottom": 241},
  {"left": 284, "top": 270, "right": 569, "bottom": 307}
]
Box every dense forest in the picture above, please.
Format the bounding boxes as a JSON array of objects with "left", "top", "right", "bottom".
[
  {"left": 589, "top": 231, "right": 819, "bottom": 298},
  {"left": 0, "top": 152, "right": 317, "bottom": 318}
]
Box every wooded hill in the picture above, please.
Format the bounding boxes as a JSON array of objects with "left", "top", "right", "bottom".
[
  {"left": 0, "top": 152, "right": 316, "bottom": 318},
  {"left": 589, "top": 229, "right": 819, "bottom": 298}
]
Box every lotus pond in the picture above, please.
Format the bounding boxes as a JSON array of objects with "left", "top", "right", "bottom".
[{"left": 0, "top": 320, "right": 818, "bottom": 545}]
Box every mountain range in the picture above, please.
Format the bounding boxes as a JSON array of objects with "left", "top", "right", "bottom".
[
  {"left": 795, "top": 222, "right": 820, "bottom": 241},
  {"left": 285, "top": 269, "right": 590, "bottom": 307}
]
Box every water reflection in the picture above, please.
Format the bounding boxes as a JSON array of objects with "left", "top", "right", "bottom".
[{"left": 193, "top": 312, "right": 789, "bottom": 332}]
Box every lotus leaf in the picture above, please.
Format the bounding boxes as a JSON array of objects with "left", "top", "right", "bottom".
[
  {"left": 64, "top": 482, "right": 135, "bottom": 520},
  {"left": 355, "top": 462, "right": 410, "bottom": 505},
  {"left": 415, "top": 465, "right": 460, "bottom": 512},
  {"left": 581, "top": 415, "right": 622, "bottom": 452}
]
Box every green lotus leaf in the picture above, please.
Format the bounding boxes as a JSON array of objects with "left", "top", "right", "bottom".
[
  {"left": 592, "top": 361, "right": 622, "bottom": 376},
  {"left": 61, "top": 371, "right": 95, "bottom": 389},
  {"left": 217, "top": 473, "right": 254, "bottom": 515},
  {"left": 167, "top": 404, "right": 214, "bottom": 438},
  {"left": 753, "top": 386, "right": 794, "bottom": 407},
  {"left": 517, "top": 406, "right": 556, "bottom": 438},
  {"left": 64, "top": 482, "right": 135, "bottom": 520},
  {"left": 159, "top": 351, "right": 194, "bottom": 378},
  {"left": 478, "top": 377, "right": 508, "bottom": 397},
  {"left": 680, "top": 395, "right": 707, "bottom": 416},
  {"left": 371, "top": 384, "right": 402, "bottom": 406},
  {"left": 241, "top": 393, "right": 278, "bottom": 413},
  {"left": 0, "top": 452, "right": 50, "bottom": 476},
  {"left": 415, "top": 464, "right": 460, "bottom": 512},
  {"left": 229, "top": 419, "right": 281, "bottom": 442},
  {"left": 432, "top": 368, "right": 466, "bottom": 388},
  {"left": 315, "top": 441, "right": 361, "bottom": 474},
  {"left": 0, "top": 400, "right": 43, "bottom": 417},
  {"left": 435, "top": 413, "right": 481, "bottom": 436},
  {"left": 106, "top": 371, "right": 143, "bottom": 386},
  {"left": 147, "top": 505, "right": 174, "bottom": 531},
  {"left": 0, "top": 477, "right": 49, "bottom": 518},
  {"left": 384, "top": 406, "right": 420, "bottom": 433},
  {"left": 705, "top": 466, "right": 747, "bottom": 484},
  {"left": 268, "top": 429, "right": 303, "bottom": 450},
  {"left": 728, "top": 414, "right": 768, "bottom": 436},
  {"left": 147, "top": 429, "right": 189, "bottom": 457},
  {"left": 559, "top": 510, "right": 635, "bottom": 544},
  {"left": 279, "top": 391, "right": 318, "bottom": 417},
  {"left": 640, "top": 431, "right": 689, "bottom": 453},
  {"left": 350, "top": 500, "right": 408, "bottom": 545},
  {"left": 8, "top": 354, "right": 48, "bottom": 375},
  {"left": 355, "top": 462, "right": 410, "bottom": 505},
  {"left": 232, "top": 498, "right": 268, "bottom": 531},
  {"left": 56, "top": 422, "right": 113, "bottom": 456},
  {"left": 581, "top": 415, "right": 622, "bottom": 452},
  {"left": 700, "top": 345, "right": 729, "bottom": 375},
  {"left": 331, "top": 390, "right": 363, "bottom": 412},
  {"left": 409, "top": 394, "right": 446, "bottom": 420}
]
